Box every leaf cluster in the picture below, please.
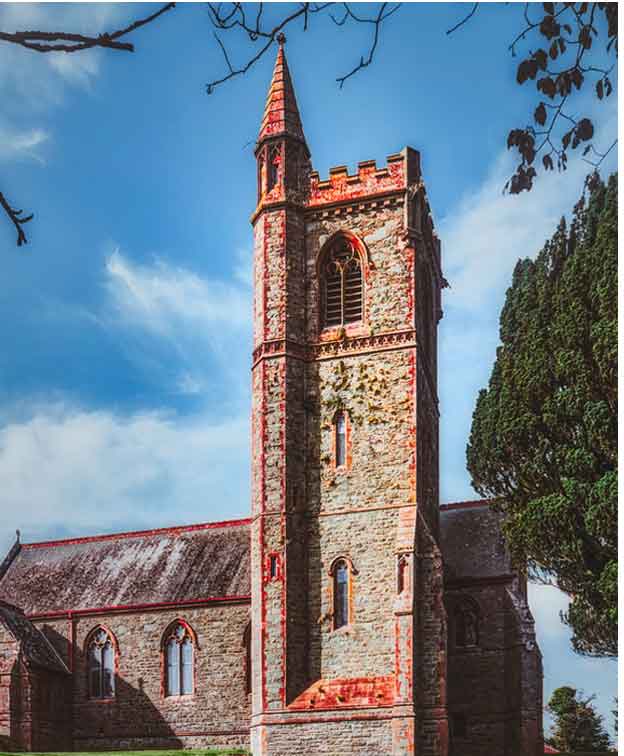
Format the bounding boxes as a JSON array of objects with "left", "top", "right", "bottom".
[
  {"left": 505, "top": 2, "right": 617, "bottom": 194},
  {"left": 467, "top": 173, "right": 617, "bottom": 656}
]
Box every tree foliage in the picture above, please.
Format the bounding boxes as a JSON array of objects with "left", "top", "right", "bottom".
[
  {"left": 503, "top": 2, "right": 617, "bottom": 194},
  {"left": 547, "top": 686, "right": 613, "bottom": 752},
  {"left": 467, "top": 173, "right": 617, "bottom": 657}
]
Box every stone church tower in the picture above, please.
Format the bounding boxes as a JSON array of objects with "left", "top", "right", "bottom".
[
  {"left": 250, "top": 37, "right": 449, "bottom": 755},
  {"left": 0, "top": 36, "right": 543, "bottom": 756}
]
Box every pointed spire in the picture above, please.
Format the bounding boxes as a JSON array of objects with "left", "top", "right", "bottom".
[{"left": 258, "top": 34, "right": 307, "bottom": 147}]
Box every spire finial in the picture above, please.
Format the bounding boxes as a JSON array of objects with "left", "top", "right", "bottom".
[{"left": 257, "top": 32, "right": 307, "bottom": 148}]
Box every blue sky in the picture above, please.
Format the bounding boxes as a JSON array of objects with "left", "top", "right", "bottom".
[{"left": 0, "top": 2, "right": 618, "bottom": 738}]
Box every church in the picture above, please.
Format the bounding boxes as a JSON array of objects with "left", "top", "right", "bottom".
[{"left": 0, "top": 39, "right": 543, "bottom": 756}]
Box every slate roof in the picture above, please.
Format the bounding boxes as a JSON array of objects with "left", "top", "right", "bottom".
[
  {"left": 0, "top": 519, "right": 251, "bottom": 616},
  {"left": 440, "top": 500, "right": 512, "bottom": 581},
  {"left": 0, "top": 600, "right": 69, "bottom": 673}
]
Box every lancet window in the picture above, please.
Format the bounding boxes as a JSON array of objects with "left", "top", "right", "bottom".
[
  {"left": 164, "top": 621, "right": 194, "bottom": 696},
  {"left": 87, "top": 626, "right": 116, "bottom": 699}
]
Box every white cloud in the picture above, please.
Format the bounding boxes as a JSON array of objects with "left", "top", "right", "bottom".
[
  {"left": 0, "top": 402, "right": 249, "bottom": 556},
  {"left": 105, "top": 249, "right": 251, "bottom": 335},
  {"left": 102, "top": 248, "right": 252, "bottom": 396},
  {"left": 233, "top": 246, "right": 254, "bottom": 288},
  {"left": 176, "top": 372, "right": 206, "bottom": 396},
  {"left": 0, "top": 3, "right": 127, "bottom": 107},
  {"left": 0, "top": 247, "right": 255, "bottom": 555},
  {"left": 439, "top": 104, "right": 618, "bottom": 311},
  {"left": 0, "top": 3, "right": 132, "bottom": 169},
  {"left": 438, "top": 96, "right": 618, "bottom": 505},
  {"left": 0, "top": 122, "right": 50, "bottom": 163}
]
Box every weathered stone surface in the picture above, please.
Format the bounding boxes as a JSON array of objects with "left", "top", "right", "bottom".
[{"left": 0, "top": 40, "right": 542, "bottom": 756}]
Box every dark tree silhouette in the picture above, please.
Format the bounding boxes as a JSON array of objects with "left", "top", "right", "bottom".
[
  {"left": 447, "top": 2, "right": 618, "bottom": 194},
  {"left": 467, "top": 174, "right": 617, "bottom": 657}
]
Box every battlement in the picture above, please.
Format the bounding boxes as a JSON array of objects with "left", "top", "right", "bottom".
[{"left": 308, "top": 148, "right": 420, "bottom": 208}]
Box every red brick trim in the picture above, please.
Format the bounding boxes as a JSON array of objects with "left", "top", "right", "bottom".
[
  {"left": 27, "top": 594, "right": 251, "bottom": 620},
  {"left": 251, "top": 329, "right": 418, "bottom": 368},
  {"left": 252, "top": 709, "right": 395, "bottom": 727},
  {"left": 22, "top": 517, "right": 252, "bottom": 549}
]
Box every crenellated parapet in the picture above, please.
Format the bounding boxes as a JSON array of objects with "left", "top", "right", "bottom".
[{"left": 308, "top": 153, "right": 408, "bottom": 207}]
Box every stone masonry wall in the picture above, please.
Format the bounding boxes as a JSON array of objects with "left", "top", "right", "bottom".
[
  {"left": 0, "top": 625, "right": 22, "bottom": 751},
  {"left": 34, "top": 604, "right": 251, "bottom": 750},
  {"left": 445, "top": 580, "right": 543, "bottom": 756}
]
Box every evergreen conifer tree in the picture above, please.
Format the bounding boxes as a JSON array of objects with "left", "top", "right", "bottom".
[{"left": 467, "top": 173, "right": 617, "bottom": 656}]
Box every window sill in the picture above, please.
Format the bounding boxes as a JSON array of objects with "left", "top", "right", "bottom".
[
  {"left": 87, "top": 697, "right": 116, "bottom": 704},
  {"left": 163, "top": 693, "right": 195, "bottom": 702},
  {"left": 330, "top": 623, "right": 353, "bottom": 636},
  {"left": 318, "top": 322, "right": 369, "bottom": 342}
]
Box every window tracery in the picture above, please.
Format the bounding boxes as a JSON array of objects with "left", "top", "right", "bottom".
[
  {"left": 164, "top": 621, "right": 194, "bottom": 696},
  {"left": 321, "top": 236, "right": 363, "bottom": 328},
  {"left": 86, "top": 626, "right": 116, "bottom": 699}
]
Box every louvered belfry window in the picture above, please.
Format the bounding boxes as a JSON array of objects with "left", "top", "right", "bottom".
[{"left": 322, "top": 237, "right": 363, "bottom": 328}]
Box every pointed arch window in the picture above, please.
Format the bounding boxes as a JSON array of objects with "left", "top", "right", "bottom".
[
  {"left": 397, "top": 554, "right": 410, "bottom": 595},
  {"left": 164, "top": 621, "right": 195, "bottom": 696},
  {"left": 257, "top": 149, "right": 266, "bottom": 201},
  {"left": 330, "top": 557, "right": 357, "bottom": 630},
  {"left": 322, "top": 237, "right": 363, "bottom": 328},
  {"left": 267, "top": 144, "right": 281, "bottom": 193},
  {"left": 334, "top": 560, "right": 349, "bottom": 629},
  {"left": 86, "top": 626, "right": 116, "bottom": 699},
  {"left": 335, "top": 411, "right": 347, "bottom": 467}
]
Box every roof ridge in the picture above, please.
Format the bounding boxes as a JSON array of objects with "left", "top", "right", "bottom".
[
  {"left": 440, "top": 499, "right": 495, "bottom": 511},
  {"left": 21, "top": 516, "right": 252, "bottom": 550}
]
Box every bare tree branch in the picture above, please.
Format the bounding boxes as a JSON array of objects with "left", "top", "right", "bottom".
[
  {"left": 335, "top": 3, "right": 401, "bottom": 88},
  {"left": 582, "top": 138, "right": 618, "bottom": 168},
  {"left": 0, "top": 192, "right": 33, "bottom": 247},
  {"left": 0, "top": 3, "right": 175, "bottom": 54},
  {"left": 1, "top": 3, "right": 175, "bottom": 246},
  {"left": 206, "top": 2, "right": 399, "bottom": 94},
  {"left": 446, "top": 3, "right": 480, "bottom": 36}
]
